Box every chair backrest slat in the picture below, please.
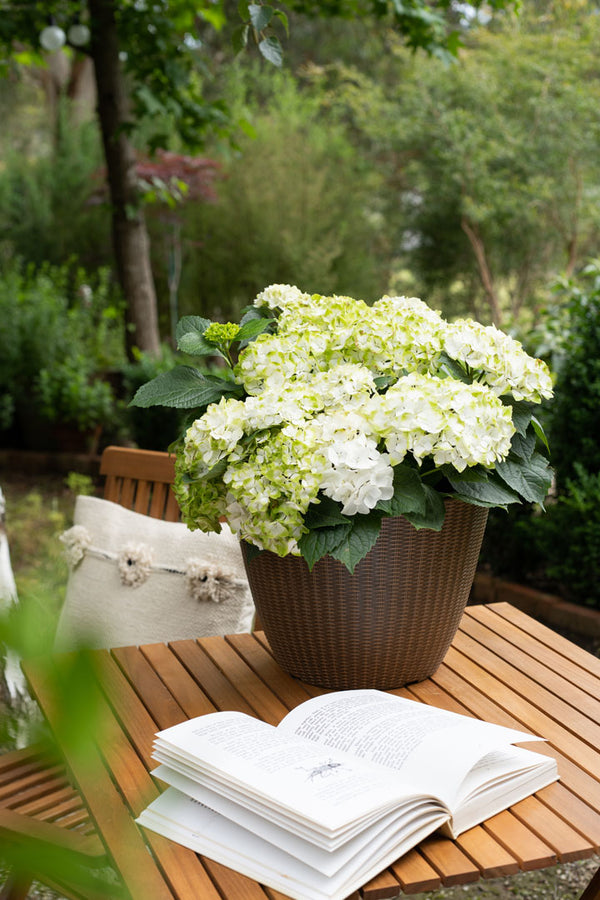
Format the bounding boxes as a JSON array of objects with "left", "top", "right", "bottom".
[{"left": 100, "top": 446, "right": 179, "bottom": 522}]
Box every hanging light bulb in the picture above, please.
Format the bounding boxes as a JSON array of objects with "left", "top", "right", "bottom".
[
  {"left": 40, "top": 24, "right": 66, "bottom": 52},
  {"left": 67, "top": 23, "right": 91, "bottom": 47}
]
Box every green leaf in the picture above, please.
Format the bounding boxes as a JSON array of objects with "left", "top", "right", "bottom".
[
  {"left": 531, "top": 415, "right": 550, "bottom": 453},
  {"left": 232, "top": 23, "right": 250, "bottom": 54},
  {"left": 298, "top": 522, "right": 353, "bottom": 570},
  {"left": 129, "top": 367, "right": 243, "bottom": 409},
  {"left": 304, "top": 495, "right": 352, "bottom": 530},
  {"left": 249, "top": 3, "right": 273, "bottom": 30},
  {"left": 510, "top": 427, "right": 536, "bottom": 461},
  {"left": 504, "top": 398, "right": 536, "bottom": 436},
  {"left": 175, "top": 316, "right": 223, "bottom": 358},
  {"left": 243, "top": 540, "right": 264, "bottom": 564},
  {"left": 237, "top": 317, "right": 273, "bottom": 345},
  {"left": 258, "top": 35, "right": 283, "bottom": 66},
  {"left": 376, "top": 464, "right": 427, "bottom": 516},
  {"left": 373, "top": 375, "right": 396, "bottom": 391},
  {"left": 273, "top": 9, "right": 289, "bottom": 34},
  {"left": 328, "top": 513, "right": 383, "bottom": 573},
  {"left": 237, "top": 0, "right": 250, "bottom": 19},
  {"left": 447, "top": 471, "right": 521, "bottom": 506},
  {"left": 240, "top": 304, "right": 273, "bottom": 324},
  {"left": 494, "top": 452, "right": 553, "bottom": 505},
  {"left": 437, "top": 351, "right": 472, "bottom": 384},
  {"left": 402, "top": 485, "right": 446, "bottom": 530}
]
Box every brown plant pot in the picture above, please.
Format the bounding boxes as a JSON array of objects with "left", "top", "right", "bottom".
[{"left": 241, "top": 500, "right": 488, "bottom": 690}]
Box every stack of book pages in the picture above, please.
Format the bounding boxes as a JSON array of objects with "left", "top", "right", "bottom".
[{"left": 137, "top": 689, "right": 558, "bottom": 900}]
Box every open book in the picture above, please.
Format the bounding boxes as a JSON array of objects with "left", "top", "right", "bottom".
[{"left": 136, "top": 689, "right": 558, "bottom": 900}]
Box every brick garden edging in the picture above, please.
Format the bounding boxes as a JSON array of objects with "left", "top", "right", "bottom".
[{"left": 471, "top": 572, "right": 600, "bottom": 638}]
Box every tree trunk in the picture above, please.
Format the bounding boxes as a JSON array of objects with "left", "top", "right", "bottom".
[
  {"left": 88, "top": 0, "right": 161, "bottom": 359},
  {"left": 461, "top": 217, "right": 503, "bottom": 327}
]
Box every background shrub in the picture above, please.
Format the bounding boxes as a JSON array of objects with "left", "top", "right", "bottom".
[
  {"left": 171, "top": 66, "right": 389, "bottom": 321},
  {"left": 0, "top": 258, "right": 126, "bottom": 446},
  {"left": 481, "top": 265, "right": 600, "bottom": 608}
]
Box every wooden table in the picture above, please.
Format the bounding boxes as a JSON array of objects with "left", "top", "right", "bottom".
[{"left": 23, "top": 602, "right": 600, "bottom": 900}]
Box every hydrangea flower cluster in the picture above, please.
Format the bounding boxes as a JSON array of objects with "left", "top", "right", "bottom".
[{"left": 175, "top": 286, "right": 553, "bottom": 557}]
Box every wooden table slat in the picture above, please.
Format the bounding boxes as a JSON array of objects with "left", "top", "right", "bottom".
[
  {"left": 169, "top": 638, "right": 259, "bottom": 716},
  {"left": 509, "top": 795, "right": 594, "bottom": 862},
  {"left": 455, "top": 826, "right": 521, "bottom": 878},
  {"left": 467, "top": 606, "right": 600, "bottom": 703},
  {"left": 24, "top": 655, "right": 176, "bottom": 900},
  {"left": 485, "top": 603, "right": 600, "bottom": 679},
  {"left": 111, "top": 645, "right": 188, "bottom": 731},
  {"left": 226, "top": 633, "right": 316, "bottom": 710},
  {"left": 461, "top": 612, "right": 600, "bottom": 727},
  {"left": 358, "top": 867, "right": 402, "bottom": 899},
  {"left": 482, "top": 809, "right": 557, "bottom": 869},
  {"left": 443, "top": 643, "right": 600, "bottom": 780},
  {"left": 140, "top": 643, "right": 216, "bottom": 719},
  {"left": 95, "top": 650, "right": 262, "bottom": 900},
  {"left": 390, "top": 848, "right": 442, "bottom": 893},
  {"left": 419, "top": 834, "right": 481, "bottom": 885},
  {"left": 199, "top": 635, "right": 291, "bottom": 725}
]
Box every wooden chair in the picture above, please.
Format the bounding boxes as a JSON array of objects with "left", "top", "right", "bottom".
[{"left": 0, "top": 445, "right": 182, "bottom": 900}]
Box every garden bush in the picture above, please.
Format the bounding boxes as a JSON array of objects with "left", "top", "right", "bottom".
[
  {"left": 0, "top": 104, "right": 110, "bottom": 272},
  {"left": 481, "top": 264, "right": 600, "bottom": 608},
  {"left": 173, "top": 65, "right": 389, "bottom": 321},
  {"left": 545, "top": 265, "right": 600, "bottom": 490},
  {"left": 0, "top": 258, "right": 126, "bottom": 447}
]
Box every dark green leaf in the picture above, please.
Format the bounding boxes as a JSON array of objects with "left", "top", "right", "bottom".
[
  {"left": 175, "top": 316, "right": 224, "bottom": 358},
  {"left": 374, "top": 375, "right": 396, "bottom": 391},
  {"left": 437, "top": 351, "right": 472, "bottom": 384},
  {"left": 249, "top": 3, "right": 273, "bottom": 30},
  {"left": 447, "top": 471, "right": 521, "bottom": 506},
  {"left": 298, "top": 522, "right": 353, "bottom": 570},
  {"left": 232, "top": 23, "right": 250, "bottom": 54},
  {"left": 240, "top": 305, "right": 264, "bottom": 324},
  {"left": 237, "top": 1, "right": 250, "bottom": 19},
  {"left": 531, "top": 415, "right": 550, "bottom": 453},
  {"left": 328, "top": 513, "right": 383, "bottom": 573},
  {"left": 303, "top": 495, "right": 352, "bottom": 529},
  {"left": 242, "top": 540, "right": 264, "bottom": 564},
  {"left": 495, "top": 452, "right": 553, "bottom": 505},
  {"left": 129, "top": 367, "right": 243, "bottom": 409},
  {"left": 503, "top": 398, "right": 536, "bottom": 436},
  {"left": 402, "top": 485, "right": 446, "bottom": 530},
  {"left": 237, "top": 317, "right": 273, "bottom": 345},
  {"left": 258, "top": 35, "right": 283, "bottom": 66},
  {"left": 510, "top": 427, "right": 536, "bottom": 461},
  {"left": 376, "top": 464, "right": 427, "bottom": 516}
]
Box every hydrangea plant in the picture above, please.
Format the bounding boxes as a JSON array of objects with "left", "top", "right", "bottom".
[{"left": 132, "top": 285, "right": 553, "bottom": 572}]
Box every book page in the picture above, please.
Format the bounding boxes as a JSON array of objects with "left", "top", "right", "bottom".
[
  {"left": 151, "top": 765, "right": 446, "bottom": 874},
  {"left": 137, "top": 786, "right": 449, "bottom": 900},
  {"left": 278, "top": 690, "right": 545, "bottom": 806},
  {"left": 152, "top": 710, "right": 429, "bottom": 834}
]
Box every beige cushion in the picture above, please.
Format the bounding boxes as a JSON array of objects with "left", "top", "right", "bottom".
[{"left": 55, "top": 495, "right": 255, "bottom": 650}]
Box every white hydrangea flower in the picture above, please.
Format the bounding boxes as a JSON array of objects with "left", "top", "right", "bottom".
[
  {"left": 319, "top": 434, "right": 394, "bottom": 515},
  {"left": 175, "top": 286, "right": 551, "bottom": 556},
  {"left": 254, "top": 283, "right": 310, "bottom": 310},
  {"left": 444, "top": 319, "right": 554, "bottom": 402}
]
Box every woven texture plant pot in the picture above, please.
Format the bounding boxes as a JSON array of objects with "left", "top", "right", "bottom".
[{"left": 241, "top": 500, "right": 488, "bottom": 690}]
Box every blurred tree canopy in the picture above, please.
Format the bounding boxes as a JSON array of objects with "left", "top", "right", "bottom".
[
  {"left": 304, "top": 8, "right": 600, "bottom": 325},
  {"left": 0, "top": 0, "right": 521, "bottom": 356}
]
